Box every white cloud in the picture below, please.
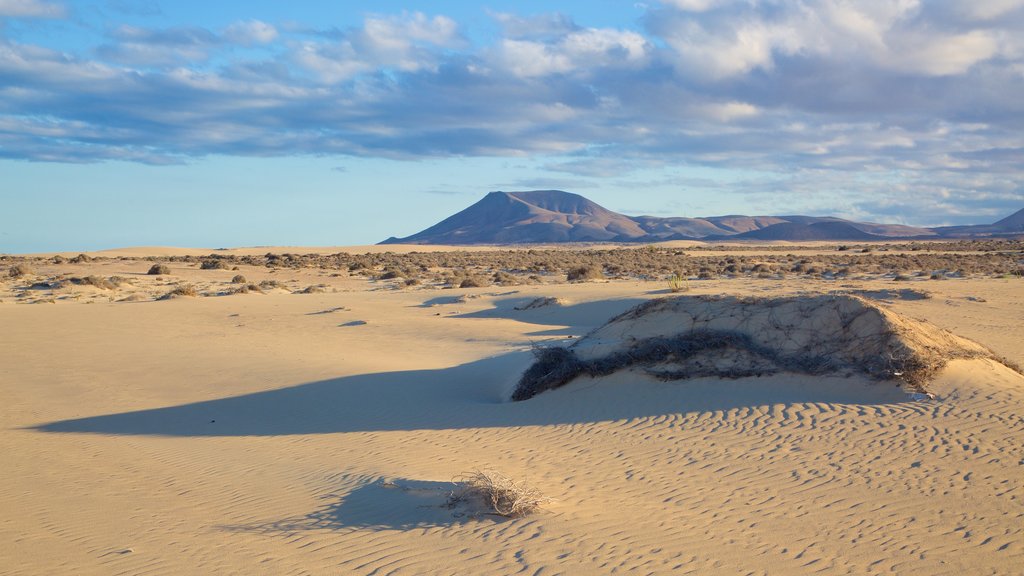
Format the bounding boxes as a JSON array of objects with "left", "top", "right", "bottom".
[
  {"left": 0, "top": 0, "right": 65, "bottom": 18},
  {"left": 699, "top": 101, "right": 759, "bottom": 122},
  {"left": 0, "top": 3, "right": 1021, "bottom": 223},
  {"left": 224, "top": 20, "right": 278, "bottom": 46},
  {"left": 659, "top": 0, "right": 730, "bottom": 12},
  {"left": 494, "top": 27, "right": 650, "bottom": 78},
  {"left": 654, "top": 0, "right": 1004, "bottom": 79},
  {"left": 887, "top": 30, "right": 999, "bottom": 76}
]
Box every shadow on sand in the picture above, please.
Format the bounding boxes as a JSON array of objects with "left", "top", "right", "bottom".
[
  {"left": 452, "top": 296, "right": 647, "bottom": 327},
  {"left": 32, "top": 350, "right": 909, "bottom": 438},
  {"left": 220, "top": 476, "right": 490, "bottom": 534}
]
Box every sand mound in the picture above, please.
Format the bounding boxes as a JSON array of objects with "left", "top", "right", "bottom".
[{"left": 513, "top": 294, "right": 1011, "bottom": 400}]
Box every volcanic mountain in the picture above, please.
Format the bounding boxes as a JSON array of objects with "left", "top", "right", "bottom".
[
  {"left": 379, "top": 190, "right": 1022, "bottom": 244},
  {"left": 380, "top": 190, "right": 650, "bottom": 244}
]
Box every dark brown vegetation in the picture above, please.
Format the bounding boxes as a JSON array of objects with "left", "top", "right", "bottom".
[{"left": 148, "top": 264, "right": 171, "bottom": 275}]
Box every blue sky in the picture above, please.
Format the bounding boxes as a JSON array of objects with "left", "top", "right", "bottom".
[{"left": 1, "top": 0, "right": 1022, "bottom": 252}]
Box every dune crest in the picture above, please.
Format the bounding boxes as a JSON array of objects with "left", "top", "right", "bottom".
[{"left": 514, "top": 294, "right": 1013, "bottom": 400}]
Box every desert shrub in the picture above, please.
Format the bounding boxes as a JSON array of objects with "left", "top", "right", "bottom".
[
  {"left": 404, "top": 278, "right": 420, "bottom": 286},
  {"left": 459, "top": 275, "right": 487, "bottom": 288},
  {"left": 296, "top": 284, "right": 327, "bottom": 294},
  {"left": 259, "top": 279, "right": 285, "bottom": 290},
  {"left": 566, "top": 264, "right": 603, "bottom": 282},
  {"left": 448, "top": 470, "right": 551, "bottom": 518},
  {"left": 231, "top": 274, "right": 247, "bottom": 284},
  {"left": 160, "top": 284, "right": 197, "bottom": 299},
  {"left": 69, "top": 253, "right": 91, "bottom": 264},
  {"left": 492, "top": 271, "right": 519, "bottom": 285},
  {"left": 232, "top": 283, "right": 263, "bottom": 294},
  {"left": 893, "top": 274, "right": 912, "bottom": 281},
  {"left": 51, "top": 255, "right": 66, "bottom": 264},
  {"left": 69, "top": 275, "right": 116, "bottom": 290},
  {"left": 148, "top": 264, "right": 171, "bottom": 275},
  {"left": 668, "top": 273, "right": 689, "bottom": 293},
  {"left": 8, "top": 264, "right": 33, "bottom": 278},
  {"left": 200, "top": 259, "right": 230, "bottom": 270}
]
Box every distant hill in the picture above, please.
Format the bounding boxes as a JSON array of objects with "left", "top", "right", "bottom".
[
  {"left": 379, "top": 190, "right": 1022, "bottom": 245},
  {"left": 731, "top": 221, "right": 882, "bottom": 241},
  {"left": 379, "top": 190, "right": 648, "bottom": 244}
]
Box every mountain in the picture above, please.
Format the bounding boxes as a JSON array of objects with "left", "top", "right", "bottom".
[
  {"left": 730, "top": 221, "right": 883, "bottom": 241},
  {"left": 931, "top": 207, "right": 1024, "bottom": 238},
  {"left": 379, "top": 190, "right": 649, "bottom": 245},
  {"left": 993, "top": 207, "right": 1024, "bottom": 232},
  {"left": 379, "top": 190, "right": 1023, "bottom": 245}
]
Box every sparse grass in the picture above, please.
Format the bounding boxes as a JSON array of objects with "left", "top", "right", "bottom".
[
  {"left": 148, "top": 264, "right": 171, "bottom": 275},
  {"left": 668, "top": 272, "right": 689, "bottom": 293},
  {"left": 448, "top": 470, "right": 551, "bottom": 518}
]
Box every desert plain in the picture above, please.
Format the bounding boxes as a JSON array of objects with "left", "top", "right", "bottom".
[{"left": 2, "top": 241, "right": 1023, "bottom": 575}]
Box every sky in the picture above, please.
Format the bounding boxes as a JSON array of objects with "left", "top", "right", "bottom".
[{"left": 1, "top": 0, "right": 1022, "bottom": 252}]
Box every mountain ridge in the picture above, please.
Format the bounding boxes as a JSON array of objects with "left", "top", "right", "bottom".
[{"left": 380, "top": 190, "right": 1023, "bottom": 245}]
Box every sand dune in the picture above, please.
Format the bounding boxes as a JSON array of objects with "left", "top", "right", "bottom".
[{"left": 2, "top": 248, "right": 1023, "bottom": 575}]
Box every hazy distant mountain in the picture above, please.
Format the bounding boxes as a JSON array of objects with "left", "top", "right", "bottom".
[
  {"left": 731, "top": 221, "right": 882, "bottom": 241},
  {"left": 379, "top": 190, "right": 1022, "bottom": 245},
  {"left": 933, "top": 207, "right": 1024, "bottom": 237}
]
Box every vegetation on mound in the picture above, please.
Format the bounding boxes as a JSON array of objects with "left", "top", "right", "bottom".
[
  {"left": 512, "top": 295, "right": 1013, "bottom": 401},
  {"left": 147, "top": 264, "right": 171, "bottom": 275}
]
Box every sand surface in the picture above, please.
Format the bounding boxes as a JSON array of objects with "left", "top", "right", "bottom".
[{"left": 2, "top": 248, "right": 1023, "bottom": 575}]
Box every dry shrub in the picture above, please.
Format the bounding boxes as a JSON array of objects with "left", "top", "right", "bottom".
[
  {"left": 668, "top": 273, "right": 689, "bottom": 293},
  {"left": 459, "top": 275, "right": 487, "bottom": 288},
  {"left": 200, "top": 259, "right": 231, "bottom": 270},
  {"left": 296, "top": 284, "right": 327, "bottom": 294},
  {"left": 69, "top": 253, "right": 91, "bottom": 264},
  {"left": 492, "top": 271, "right": 520, "bottom": 286},
  {"left": 231, "top": 274, "right": 247, "bottom": 284},
  {"left": 69, "top": 275, "right": 116, "bottom": 290},
  {"left": 566, "top": 264, "right": 603, "bottom": 282},
  {"left": 160, "top": 284, "right": 198, "bottom": 299},
  {"left": 8, "top": 264, "right": 33, "bottom": 278},
  {"left": 232, "top": 283, "right": 262, "bottom": 294},
  {"left": 448, "top": 470, "right": 551, "bottom": 518},
  {"left": 148, "top": 264, "right": 171, "bottom": 275}
]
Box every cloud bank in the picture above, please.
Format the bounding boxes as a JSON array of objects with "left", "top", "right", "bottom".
[{"left": 0, "top": 1, "right": 1021, "bottom": 221}]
